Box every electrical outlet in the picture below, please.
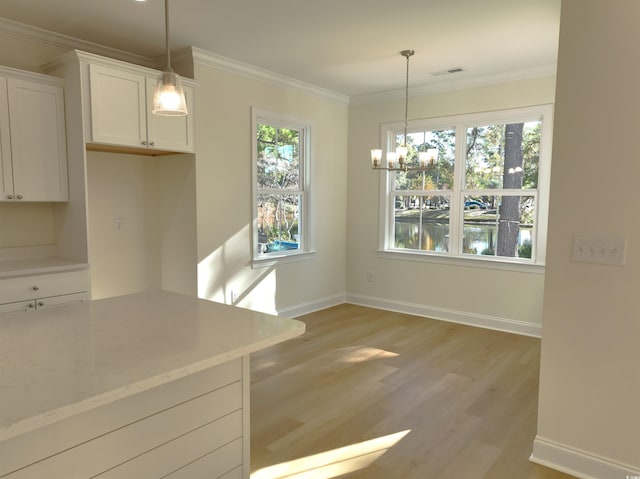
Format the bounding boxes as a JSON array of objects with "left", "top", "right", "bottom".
[
  {"left": 366, "top": 271, "right": 375, "bottom": 283},
  {"left": 113, "top": 217, "right": 125, "bottom": 232},
  {"left": 572, "top": 236, "right": 626, "bottom": 265}
]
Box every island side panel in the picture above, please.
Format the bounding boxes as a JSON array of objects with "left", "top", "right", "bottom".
[{"left": 0, "top": 359, "right": 245, "bottom": 478}]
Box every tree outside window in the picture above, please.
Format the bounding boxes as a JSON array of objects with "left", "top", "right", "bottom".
[
  {"left": 252, "top": 110, "right": 310, "bottom": 262},
  {"left": 383, "top": 105, "right": 552, "bottom": 266}
]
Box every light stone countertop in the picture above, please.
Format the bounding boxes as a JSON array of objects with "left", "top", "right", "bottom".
[
  {"left": 0, "top": 290, "right": 305, "bottom": 442},
  {"left": 0, "top": 257, "right": 89, "bottom": 278}
]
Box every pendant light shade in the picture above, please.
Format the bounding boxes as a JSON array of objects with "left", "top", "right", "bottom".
[
  {"left": 152, "top": 0, "right": 188, "bottom": 116},
  {"left": 153, "top": 70, "right": 187, "bottom": 115}
]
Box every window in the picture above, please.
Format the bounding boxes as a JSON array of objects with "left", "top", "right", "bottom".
[
  {"left": 252, "top": 109, "right": 311, "bottom": 263},
  {"left": 381, "top": 105, "right": 553, "bottom": 267}
]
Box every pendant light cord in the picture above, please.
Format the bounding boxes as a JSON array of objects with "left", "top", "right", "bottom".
[{"left": 164, "top": 0, "right": 172, "bottom": 71}]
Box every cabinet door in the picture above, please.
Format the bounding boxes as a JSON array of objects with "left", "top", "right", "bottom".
[
  {"left": 0, "top": 77, "right": 13, "bottom": 201},
  {"left": 35, "top": 292, "right": 90, "bottom": 310},
  {"left": 0, "top": 300, "right": 36, "bottom": 314},
  {"left": 89, "top": 64, "right": 147, "bottom": 149},
  {"left": 146, "top": 78, "right": 195, "bottom": 153},
  {"left": 6, "top": 78, "right": 68, "bottom": 201}
]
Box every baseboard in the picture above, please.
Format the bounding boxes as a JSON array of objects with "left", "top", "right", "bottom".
[
  {"left": 531, "top": 436, "right": 640, "bottom": 479},
  {"left": 345, "top": 293, "right": 542, "bottom": 337},
  {"left": 277, "top": 293, "right": 346, "bottom": 318}
]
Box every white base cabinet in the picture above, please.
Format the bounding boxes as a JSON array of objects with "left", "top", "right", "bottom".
[
  {"left": 0, "top": 291, "right": 304, "bottom": 479},
  {"left": 0, "top": 68, "right": 68, "bottom": 202},
  {"left": 0, "top": 268, "right": 90, "bottom": 313}
]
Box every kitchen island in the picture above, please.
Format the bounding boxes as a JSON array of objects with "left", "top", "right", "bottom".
[{"left": 0, "top": 290, "right": 305, "bottom": 478}]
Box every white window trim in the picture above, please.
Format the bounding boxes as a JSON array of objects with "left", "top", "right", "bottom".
[
  {"left": 251, "top": 108, "right": 314, "bottom": 268},
  {"left": 378, "top": 104, "right": 554, "bottom": 270}
]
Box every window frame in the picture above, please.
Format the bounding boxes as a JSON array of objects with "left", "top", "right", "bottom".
[
  {"left": 251, "top": 108, "right": 313, "bottom": 266},
  {"left": 378, "top": 104, "right": 553, "bottom": 271}
]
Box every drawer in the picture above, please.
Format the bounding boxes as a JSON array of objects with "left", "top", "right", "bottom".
[{"left": 0, "top": 269, "right": 89, "bottom": 304}]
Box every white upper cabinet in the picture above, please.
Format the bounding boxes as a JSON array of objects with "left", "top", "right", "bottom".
[
  {"left": 87, "top": 63, "right": 194, "bottom": 153},
  {"left": 0, "top": 72, "right": 68, "bottom": 202}
]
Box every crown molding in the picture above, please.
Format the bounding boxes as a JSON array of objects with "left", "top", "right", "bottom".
[
  {"left": 0, "top": 16, "right": 555, "bottom": 107},
  {"left": 350, "top": 63, "right": 557, "bottom": 106},
  {"left": 0, "top": 17, "right": 156, "bottom": 69},
  {"left": 190, "top": 47, "right": 349, "bottom": 105}
]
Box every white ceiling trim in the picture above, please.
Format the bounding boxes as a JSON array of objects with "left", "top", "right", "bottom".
[
  {"left": 0, "top": 17, "right": 156, "bottom": 69},
  {"left": 190, "top": 47, "right": 350, "bottom": 105}
]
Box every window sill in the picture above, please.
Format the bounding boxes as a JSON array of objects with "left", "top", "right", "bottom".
[
  {"left": 252, "top": 250, "right": 316, "bottom": 269},
  {"left": 378, "top": 249, "right": 545, "bottom": 274}
]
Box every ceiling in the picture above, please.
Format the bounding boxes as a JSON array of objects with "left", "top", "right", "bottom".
[{"left": 0, "top": 0, "right": 561, "bottom": 99}]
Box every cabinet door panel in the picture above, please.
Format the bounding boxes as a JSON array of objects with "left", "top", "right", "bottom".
[
  {"left": 0, "top": 300, "right": 35, "bottom": 314},
  {"left": 37, "top": 292, "right": 90, "bottom": 310},
  {"left": 89, "top": 65, "right": 147, "bottom": 148},
  {"left": 146, "top": 78, "right": 195, "bottom": 153},
  {"left": 6, "top": 78, "right": 68, "bottom": 201},
  {"left": 0, "top": 77, "right": 13, "bottom": 201}
]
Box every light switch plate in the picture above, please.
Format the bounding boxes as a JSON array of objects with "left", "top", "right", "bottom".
[{"left": 571, "top": 236, "right": 626, "bottom": 265}]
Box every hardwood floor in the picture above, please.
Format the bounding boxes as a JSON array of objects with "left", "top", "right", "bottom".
[{"left": 250, "top": 304, "right": 575, "bottom": 479}]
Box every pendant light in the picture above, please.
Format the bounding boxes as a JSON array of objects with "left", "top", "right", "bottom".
[
  {"left": 152, "top": 0, "right": 188, "bottom": 116},
  {"left": 371, "top": 50, "right": 438, "bottom": 171}
]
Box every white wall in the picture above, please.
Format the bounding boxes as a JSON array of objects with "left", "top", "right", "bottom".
[
  {"left": 193, "top": 60, "right": 348, "bottom": 315},
  {"left": 532, "top": 1, "right": 640, "bottom": 477},
  {"left": 347, "top": 77, "right": 556, "bottom": 335},
  {"left": 86, "top": 151, "right": 196, "bottom": 299},
  {"left": 0, "top": 203, "right": 54, "bottom": 247}
]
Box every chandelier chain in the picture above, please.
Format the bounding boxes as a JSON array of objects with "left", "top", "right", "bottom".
[{"left": 401, "top": 50, "right": 414, "bottom": 147}]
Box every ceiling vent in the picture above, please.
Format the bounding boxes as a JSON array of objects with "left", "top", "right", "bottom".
[{"left": 431, "top": 67, "right": 465, "bottom": 77}]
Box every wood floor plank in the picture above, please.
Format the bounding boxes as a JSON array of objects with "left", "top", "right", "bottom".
[{"left": 250, "top": 304, "right": 576, "bottom": 479}]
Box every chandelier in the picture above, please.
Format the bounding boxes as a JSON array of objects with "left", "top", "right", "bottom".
[{"left": 371, "top": 50, "right": 438, "bottom": 171}]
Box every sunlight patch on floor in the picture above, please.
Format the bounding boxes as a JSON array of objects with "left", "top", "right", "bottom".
[
  {"left": 336, "top": 346, "right": 400, "bottom": 363},
  {"left": 251, "top": 430, "right": 410, "bottom": 479}
]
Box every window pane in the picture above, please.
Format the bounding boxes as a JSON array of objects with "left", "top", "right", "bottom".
[
  {"left": 465, "top": 122, "right": 540, "bottom": 190},
  {"left": 257, "top": 194, "right": 300, "bottom": 255},
  {"left": 462, "top": 195, "right": 534, "bottom": 259},
  {"left": 257, "top": 124, "right": 300, "bottom": 190},
  {"left": 393, "top": 195, "right": 450, "bottom": 251},
  {"left": 394, "top": 129, "right": 455, "bottom": 191}
]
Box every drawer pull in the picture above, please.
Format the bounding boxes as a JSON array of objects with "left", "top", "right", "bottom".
[
  {"left": 32, "top": 286, "right": 40, "bottom": 291},
  {"left": 28, "top": 303, "right": 35, "bottom": 309},
  {"left": 38, "top": 301, "right": 45, "bottom": 307}
]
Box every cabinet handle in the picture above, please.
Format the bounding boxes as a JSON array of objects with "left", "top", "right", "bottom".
[
  {"left": 142, "top": 141, "right": 147, "bottom": 146},
  {"left": 28, "top": 303, "right": 35, "bottom": 309},
  {"left": 38, "top": 302, "right": 45, "bottom": 307},
  {"left": 7, "top": 194, "right": 13, "bottom": 199},
  {"left": 16, "top": 194, "right": 23, "bottom": 200},
  {"left": 149, "top": 141, "right": 155, "bottom": 147},
  {"left": 32, "top": 286, "right": 39, "bottom": 291}
]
